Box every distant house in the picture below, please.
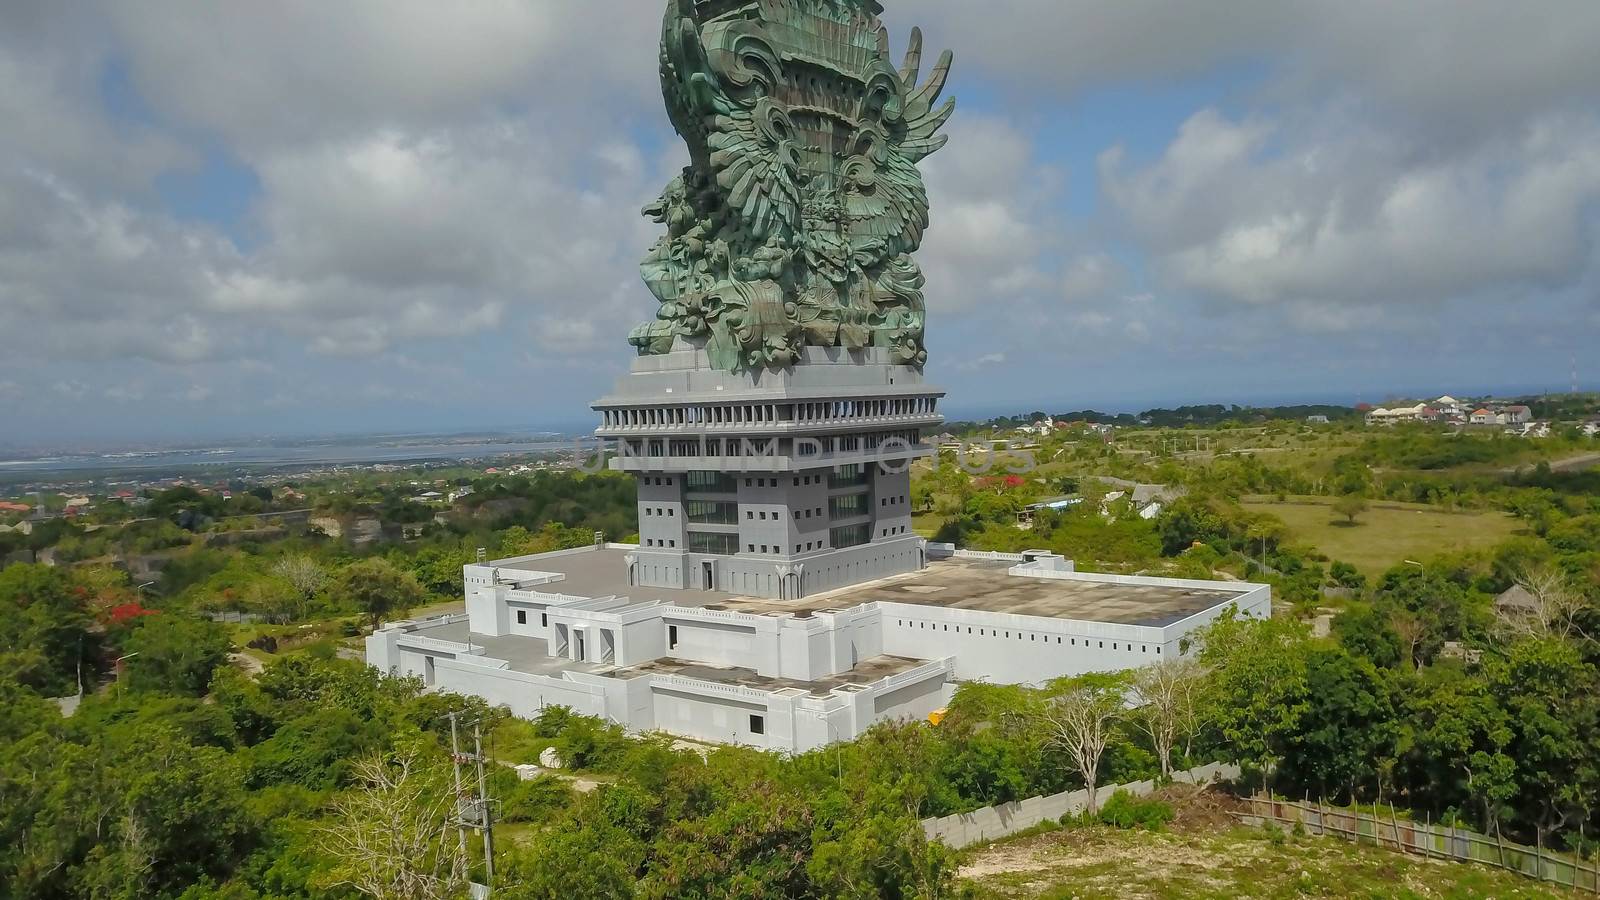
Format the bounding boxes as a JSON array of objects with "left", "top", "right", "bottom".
[
  {"left": 1583, "top": 421, "right": 1600, "bottom": 438},
  {"left": 1306, "top": 415, "right": 1330, "bottom": 424},
  {"left": 1016, "top": 496, "right": 1080, "bottom": 528},
  {"left": 1434, "top": 395, "right": 1462, "bottom": 415},
  {"left": 1470, "top": 408, "right": 1499, "bottom": 425},
  {"left": 0, "top": 501, "right": 31, "bottom": 514},
  {"left": 1503, "top": 405, "right": 1533, "bottom": 425},
  {"left": 1366, "top": 404, "right": 1427, "bottom": 425}
]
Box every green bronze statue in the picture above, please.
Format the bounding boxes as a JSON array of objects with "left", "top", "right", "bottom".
[{"left": 631, "top": 0, "right": 955, "bottom": 372}]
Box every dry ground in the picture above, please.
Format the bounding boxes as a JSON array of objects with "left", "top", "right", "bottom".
[{"left": 959, "top": 787, "right": 1581, "bottom": 900}]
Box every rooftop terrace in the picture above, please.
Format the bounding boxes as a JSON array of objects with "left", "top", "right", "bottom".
[{"left": 492, "top": 546, "right": 1247, "bottom": 627}]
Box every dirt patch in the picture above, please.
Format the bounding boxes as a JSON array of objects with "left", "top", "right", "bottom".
[{"left": 1159, "top": 783, "right": 1250, "bottom": 832}]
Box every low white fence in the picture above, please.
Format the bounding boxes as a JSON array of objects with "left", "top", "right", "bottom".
[{"left": 920, "top": 762, "right": 1239, "bottom": 848}]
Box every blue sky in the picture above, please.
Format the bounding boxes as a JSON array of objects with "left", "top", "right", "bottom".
[{"left": 2, "top": 1, "right": 1598, "bottom": 444}]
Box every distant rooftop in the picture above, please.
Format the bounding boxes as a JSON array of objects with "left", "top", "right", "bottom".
[{"left": 490, "top": 546, "right": 1246, "bottom": 628}]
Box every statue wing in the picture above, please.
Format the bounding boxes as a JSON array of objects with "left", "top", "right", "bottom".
[
  {"left": 894, "top": 27, "right": 955, "bottom": 163},
  {"left": 874, "top": 149, "right": 931, "bottom": 253},
  {"left": 707, "top": 103, "right": 801, "bottom": 243}
]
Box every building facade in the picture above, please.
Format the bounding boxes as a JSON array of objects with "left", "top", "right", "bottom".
[
  {"left": 595, "top": 345, "right": 942, "bottom": 599},
  {"left": 369, "top": 545, "right": 1270, "bottom": 752}
]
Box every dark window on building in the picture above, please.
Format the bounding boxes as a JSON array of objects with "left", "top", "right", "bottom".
[
  {"left": 685, "top": 471, "right": 737, "bottom": 493},
  {"left": 687, "top": 532, "right": 739, "bottom": 555},
  {"left": 668, "top": 625, "right": 678, "bottom": 649},
  {"left": 541, "top": 613, "right": 548, "bottom": 627},
  {"left": 749, "top": 714, "right": 765, "bottom": 735},
  {"left": 829, "top": 464, "right": 871, "bottom": 489},
  {"left": 829, "top": 522, "right": 870, "bottom": 549},
  {"left": 516, "top": 610, "right": 526, "bottom": 625},
  {"left": 832, "top": 490, "right": 870, "bottom": 518}
]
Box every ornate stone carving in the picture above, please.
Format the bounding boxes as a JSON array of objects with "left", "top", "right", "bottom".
[{"left": 633, "top": 0, "right": 954, "bottom": 372}]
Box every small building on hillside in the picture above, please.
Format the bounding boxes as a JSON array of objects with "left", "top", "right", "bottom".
[{"left": 1503, "top": 405, "right": 1533, "bottom": 425}]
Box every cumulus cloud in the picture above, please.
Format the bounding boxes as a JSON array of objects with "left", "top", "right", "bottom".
[
  {"left": 899, "top": 1, "right": 1600, "bottom": 139},
  {"left": 920, "top": 115, "right": 1065, "bottom": 311},
  {"left": 1101, "top": 108, "right": 1600, "bottom": 314},
  {"left": 99, "top": 0, "right": 663, "bottom": 147},
  {"left": 2, "top": 0, "right": 1597, "bottom": 435}
]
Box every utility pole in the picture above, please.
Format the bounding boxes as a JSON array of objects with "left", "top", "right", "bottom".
[
  {"left": 448, "top": 712, "right": 497, "bottom": 892},
  {"left": 473, "top": 720, "right": 496, "bottom": 886},
  {"left": 448, "top": 713, "right": 470, "bottom": 868}
]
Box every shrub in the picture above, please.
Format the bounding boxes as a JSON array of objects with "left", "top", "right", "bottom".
[
  {"left": 1096, "top": 790, "right": 1174, "bottom": 831},
  {"left": 533, "top": 704, "right": 576, "bottom": 739},
  {"left": 558, "top": 716, "right": 630, "bottom": 771}
]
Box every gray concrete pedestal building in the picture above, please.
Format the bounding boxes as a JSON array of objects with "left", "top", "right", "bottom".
[{"left": 595, "top": 344, "right": 941, "bottom": 600}]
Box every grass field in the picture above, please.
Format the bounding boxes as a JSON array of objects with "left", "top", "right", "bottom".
[
  {"left": 961, "top": 824, "right": 1579, "bottom": 899},
  {"left": 1241, "top": 496, "right": 1522, "bottom": 577}
]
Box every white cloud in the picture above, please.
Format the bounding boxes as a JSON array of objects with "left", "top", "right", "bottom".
[
  {"left": 3, "top": 1, "right": 1598, "bottom": 436},
  {"left": 955, "top": 352, "right": 1007, "bottom": 372},
  {"left": 1060, "top": 253, "right": 1124, "bottom": 304},
  {"left": 920, "top": 116, "right": 1064, "bottom": 311},
  {"left": 99, "top": 1, "right": 662, "bottom": 147},
  {"left": 898, "top": 1, "right": 1600, "bottom": 141},
  {"left": 1102, "top": 108, "right": 1600, "bottom": 313}
]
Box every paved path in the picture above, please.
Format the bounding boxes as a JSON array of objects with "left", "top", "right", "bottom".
[{"left": 1501, "top": 451, "right": 1600, "bottom": 475}]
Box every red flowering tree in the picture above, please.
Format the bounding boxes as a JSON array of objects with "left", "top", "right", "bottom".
[{"left": 107, "top": 602, "right": 159, "bottom": 626}]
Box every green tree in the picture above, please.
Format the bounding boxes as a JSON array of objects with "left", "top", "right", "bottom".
[
  {"left": 1196, "top": 613, "right": 1312, "bottom": 791},
  {"left": 1484, "top": 638, "right": 1600, "bottom": 842},
  {"left": 1332, "top": 602, "right": 1404, "bottom": 669},
  {"left": 1040, "top": 672, "right": 1128, "bottom": 813},
  {"left": 0, "top": 564, "right": 99, "bottom": 695},
  {"left": 500, "top": 815, "right": 643, "bottom": 900},
  {"left": 1278, "top": 647, "right": 1398, "bottom": 801},
  {"left": 338, "top": 558, "right": 426, "bottom": 628},
  {"left": 1332, "top": 494, "right": 1369, "bottom": 526},
  {"left": 122, "top": 614, "right": 233, "bottom": 696}
]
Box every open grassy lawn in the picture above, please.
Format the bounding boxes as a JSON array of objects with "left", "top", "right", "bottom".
[
  {"left": 961, "top": 824, "right": 1580, "bottom": 899},
  {"left": 1241, "top": 496, "right": 1522, "bottom": 577}
]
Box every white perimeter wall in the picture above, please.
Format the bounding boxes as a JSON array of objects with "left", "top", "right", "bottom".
[{"left": 877, "top": 579, "right": 1269, "bottom": 685}]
